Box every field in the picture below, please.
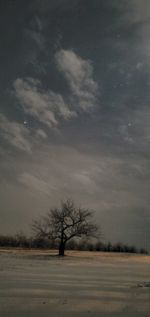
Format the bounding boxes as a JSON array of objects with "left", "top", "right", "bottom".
[{"left": 0, "top": 249, "right": 150, "bottom": 317}]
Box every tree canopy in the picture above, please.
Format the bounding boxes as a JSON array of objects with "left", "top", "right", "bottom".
[{"left": 32, "top": 199, "right": 100, "bottom": 256}]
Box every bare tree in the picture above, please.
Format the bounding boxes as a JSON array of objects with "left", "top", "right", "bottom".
[{"left": 32, "top": 199, "right": 100, "bottom": 256}]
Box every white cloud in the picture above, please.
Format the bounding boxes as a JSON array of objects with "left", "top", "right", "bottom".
[
  {"left": 13, "top": 50, "right": 98, "bottom": 132},
  {"left": 13, "top": 78, "right": 76, "bottom": 128},
  {"left": 3, "top": 49, "right": 98, "bottom": 153},
  {"left": 35, "top": 129, "right": 47, "bottom": 139},
  {"left": 14, "top": 78, "right": 57, "bottom": 127},
  {"left": 0, "top": 114, "right": 49, "bottom": 153},
  {"left": 0, "top": 114, "right": 31, "bottom": 153},
  {"left": 55, "top": 49, "right": 99, "bottom": 111}
]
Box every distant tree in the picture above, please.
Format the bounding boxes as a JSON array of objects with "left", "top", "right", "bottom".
[
  {"left": 32, "top": 199, "right": 100, "bottom": 256},
  {"left": 15, "top": 231, "right": 29, "bottom": 248},
  {"left": 140, "top": 248, "right": 148, "bottom": 255}
]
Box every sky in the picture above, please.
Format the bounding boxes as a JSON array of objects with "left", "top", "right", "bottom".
[{"left": 0, "top": 0, "right": 150, "bottom": 250}]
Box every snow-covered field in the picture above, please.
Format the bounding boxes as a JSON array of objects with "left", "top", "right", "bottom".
[{"left": 0, "top": 249, "right": 150, "bottom": 317}]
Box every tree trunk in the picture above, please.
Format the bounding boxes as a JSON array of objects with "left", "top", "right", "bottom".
[{"left": 59, "top": 242, "right": 65, "bottom": 256}]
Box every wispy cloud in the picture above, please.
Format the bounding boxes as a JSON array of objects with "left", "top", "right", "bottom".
[
  {"left": 25, "top": 28, "right": 45, "bottom": 51},
  {"left": 12, "top": 49, "right": 98, "bottom": 145},
  {"left": 55, "top": 49, "right": 99, "bottom": 111},
  {"left": 22, "top": 15, "right": 47, "bottom": 73},
  {"left": 127, "top": 0, "right": 150, "bottom": 23},
  {"left": 0, "top": 114, "right": 49, "bottom": 153},
  {"left": 14, "top": 78, "right": 57, "bottom": 127},
  {"left": 124, "top": 0, "right": 150, "bottom": 66},
  {"left": 18, "top": 172, "right": 56, "bottom": 195},
  {"left": 13, "top": 77, "right": 76, "bottom": 128},
  {"left": 0, "top": 114, "right": 31, "bottom": 153},
  {"left": 13, "top": 50, "right": 98, "bottom": 131},
  {"left": 35, "top": 129, "right": 47, "bottom": 139},
  {"left": 15, "top": 143, "right": 150, "bottom": 210}
]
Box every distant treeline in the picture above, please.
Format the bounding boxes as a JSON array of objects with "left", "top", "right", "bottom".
[{"left": 0, "top": 233, "right": 148, "bottom": 254}]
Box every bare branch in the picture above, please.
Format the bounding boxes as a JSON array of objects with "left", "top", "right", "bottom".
[{"left": 32, "top": 199, "right": 100, "bottom": 255}]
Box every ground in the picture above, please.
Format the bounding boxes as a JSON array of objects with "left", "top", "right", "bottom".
[{"left": 0, "top": 249, "right": 150, "bottom": 317}]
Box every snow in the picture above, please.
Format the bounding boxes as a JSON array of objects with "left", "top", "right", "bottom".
[{"left": 0, "top": 250, "right": 150, "bottom": 317}]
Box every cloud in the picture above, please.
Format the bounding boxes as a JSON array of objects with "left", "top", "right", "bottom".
[
  {"left": 15, "top": 143, "right": 150, "bottom": 212},
  {"left": 71, "top": 170, "right": 97, "bottom": 194},
  {"left": 132, "top": 107, "right": 150, "bottom": 146},
  {"left": 24, "top": 28, "right": 45, "bottom": 51},
  {"left": 55, "top": 49, "right": 99, "bottom": 111},
  {"left": 13, "top": 50, "right": 98, "bottom": 133},
  {"left": 22, "top": 15, "right": 48, "bottom": 73},
  {"left": 0, "top": 114, "right": 49, "bottom": 153},
  {"left": 2, "top": 48, "right": 98, "bottom": 152},
  {"left": 0, "top": 114, "right": 31, "bottom": 153},
  {"left": 127, "top": 0, "right": 150, "bottom": 23},
  {"left": 13, "top": 50, "right": 99, "bottom": 128},
  {"left": 35, "top": 129, "right": 47, "bottom": 139},
  {"left": 14, "top": 78, "right": 76, "bottom": 128},
  {"left": 14, "top": 78, "right": 57, "bottom": 127},
  {"left": 24, "top": 16, "right": 45, "bottom": 51},
  {"left": 18, "top": 172, "right": 56, "bottom": 195},
  {"left": 2, "top": 141, "right": 150, "bottom": 248},
  {"left": 15, "top": 145, "right": 103, "bottom": 200},
  {"left": 123, "top": 1, "right": 150, "bottom": 66}
]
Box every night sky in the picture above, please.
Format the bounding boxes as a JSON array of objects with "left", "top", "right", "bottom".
[{"left": 0, "top": 0, "right": 150, "bottom": 250}]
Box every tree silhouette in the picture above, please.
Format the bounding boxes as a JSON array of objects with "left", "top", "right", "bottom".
[{"left": 32, "top": 199, "right": 99, "bottom": 256}]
